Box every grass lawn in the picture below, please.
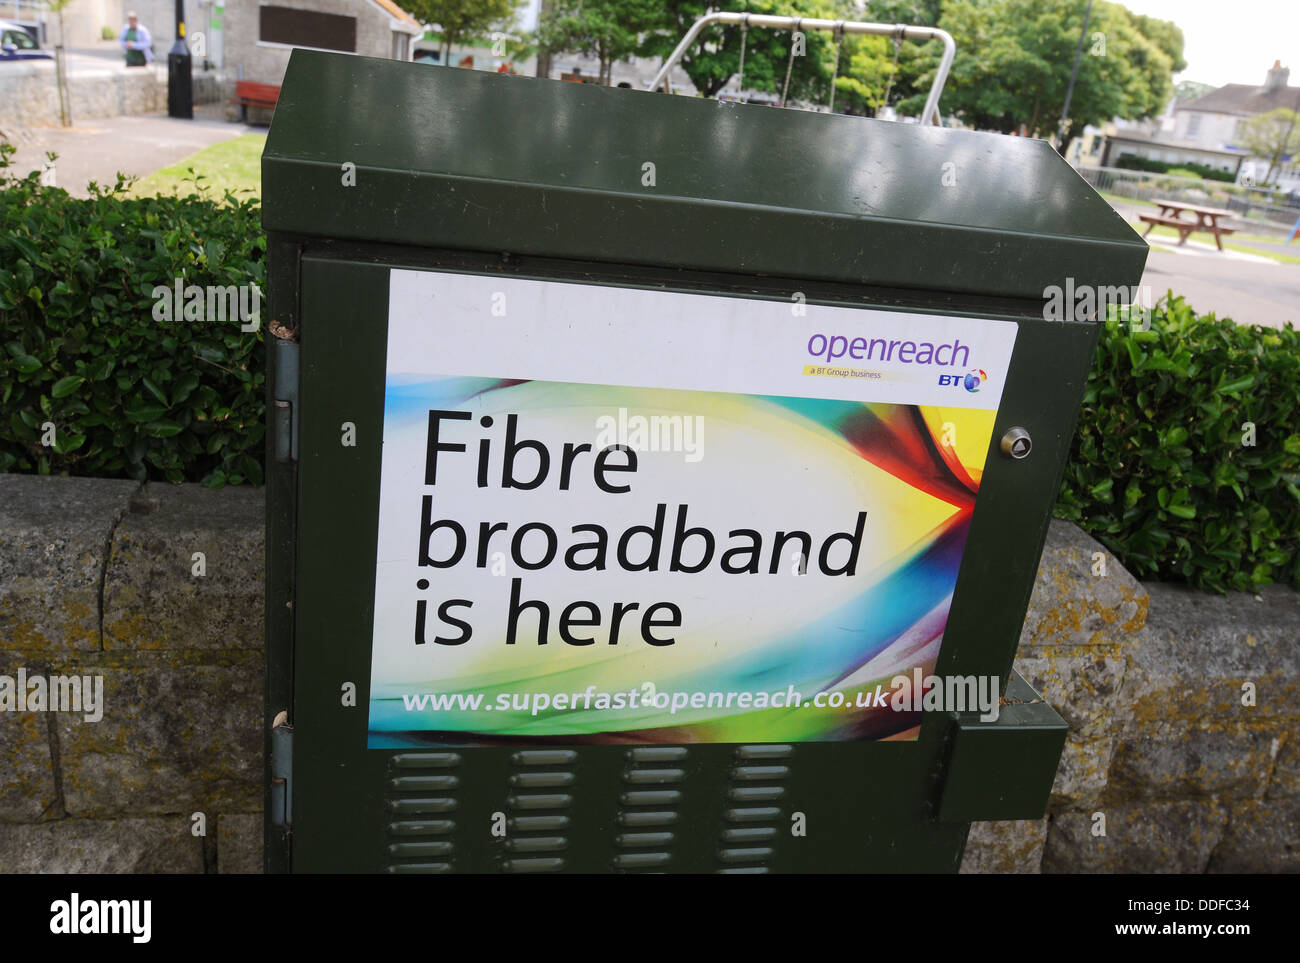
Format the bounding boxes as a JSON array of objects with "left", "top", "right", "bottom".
[
  {"left": 129, "top": 133, "right": 265, "bottom": 200},
  {"left": 1137, "top": 223, "right": 1300, "bottom": 265}
]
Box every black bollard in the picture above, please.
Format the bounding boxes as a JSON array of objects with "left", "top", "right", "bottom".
[{"left": 167, "top": 0, "right": 193, "bottom": 119}]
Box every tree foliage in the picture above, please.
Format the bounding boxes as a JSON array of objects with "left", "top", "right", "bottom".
[
  {"left": 1239, "top": 108, "right": 1300, "bottom": 184},
  {"left": 1173, "top": 79, "right": 1215, "bottom": 103},
  {"left": 832, "top": 34, "right": 895, "bottom": 115},
  {"left": 897, "top": 0, "right": 1183, "bottom": 136},
  {"left": 537, "top": 0, "right": 662, "bottom": 84},
  {"left": 638, "top": 0, "right": 844, "bottom": 101},
  {"left": 402, "top": 0, "right": 524, "bottom": 60}
]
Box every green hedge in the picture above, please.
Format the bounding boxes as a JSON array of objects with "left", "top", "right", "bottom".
[
  {"left": 1056, "top": 295, "right": 1300, "bottom": 593},
  {"left": 3, "top": 148, "right": 1298, "bottom": 593},
  {"left": 1114, "top": 154, "right": 1237, "bottom": 183},
  {"left": 0, "top": 144, "right": 266, "bottom": 486}
]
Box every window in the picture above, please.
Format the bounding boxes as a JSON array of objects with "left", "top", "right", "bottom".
[
  {"left": 259, "top": 5, "right": 357, "bottom": 53},
  {"left": 1186, "top": 113, "right": 1201, "bottom": 137},
  {"left": 2, "top": 28, "right": 36, "bottom": 49}
]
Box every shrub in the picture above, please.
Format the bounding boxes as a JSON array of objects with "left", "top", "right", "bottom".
[
  {"left": 0, "top": 143, "right": 266, "bottom": 487},
  {"left": 1114, "top": 154, "right": 1237, "bottom": 183},
  {"left": 1055, "top": 294, "right": 1300, "bottom": 593},
  {"left": 101, "top": 26, "right": 116, "bottom": 40}
]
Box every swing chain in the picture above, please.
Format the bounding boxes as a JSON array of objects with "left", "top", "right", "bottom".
[
  {"left": 879, "top": 24, "right": 904, "bottom": 118},
  {"left": 826, "top": 20, "right": 844, "bottom": 114},
  {"left": 735, "top": 14, "right": 749, "bottom": 99},
  {"left": 780, "top": 18, "right": 801, "bottom": 108}
]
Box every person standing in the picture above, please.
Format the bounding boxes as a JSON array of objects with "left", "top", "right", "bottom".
[{"left": 121, "top": 11, "right": 154, "bottom": 67}]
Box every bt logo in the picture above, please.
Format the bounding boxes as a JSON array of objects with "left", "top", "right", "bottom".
[{"left": 937, "top": 369, "right": 988, "bottom": 392}]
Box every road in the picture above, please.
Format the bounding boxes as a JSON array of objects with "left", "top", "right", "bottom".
[{"left": 1142, "top": 243, "right": 1299, "bottom": 330}]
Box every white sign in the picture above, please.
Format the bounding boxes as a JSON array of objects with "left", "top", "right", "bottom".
[{"left": 366, "top": 270, "right": 1017, "bottom": 746}]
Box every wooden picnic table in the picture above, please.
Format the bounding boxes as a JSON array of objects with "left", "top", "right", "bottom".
[{"left": 1138, "top": 199, "right": 1236, "bottom": 252}]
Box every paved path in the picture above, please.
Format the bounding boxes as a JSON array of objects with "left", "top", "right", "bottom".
[
  {"left": 1141, "top": 246, "right": 1298, "bottom": 329},
  {"left": 6, "top": 111, "right": 259, "bottom": 197}
]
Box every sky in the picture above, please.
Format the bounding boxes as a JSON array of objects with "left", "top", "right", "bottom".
[{"left": 1121, "top": 0, "right": 1298, "bottom": 88}]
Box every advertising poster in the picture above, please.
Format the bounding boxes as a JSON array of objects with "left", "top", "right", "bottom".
[{"left": 367, "top": 270, "right": 1017, "bottom": 746}]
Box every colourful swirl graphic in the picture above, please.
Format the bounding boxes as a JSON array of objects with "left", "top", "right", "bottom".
[{"left": 367, "top": 376, "right": 996, "bottom": 746}]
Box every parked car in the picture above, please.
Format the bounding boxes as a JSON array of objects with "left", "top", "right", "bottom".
[{"left": 1, "top": 19, "right": 51, "bottom": 61}]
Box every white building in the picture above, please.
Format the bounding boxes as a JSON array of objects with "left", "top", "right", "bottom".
[
  {"left": 1084, "top": 61, "right": 1300, "bottom": 192},
  {"left": 1172, "top": 61, "right": 1299, "bottom": 190}
]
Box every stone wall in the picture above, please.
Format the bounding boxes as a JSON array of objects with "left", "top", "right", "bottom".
[
  {"left": 1, "top": 476, "right": 1296, "bottom": 872},
  {"left": 961, "top": 521, "right": 1299, "bottom": 873},
  {"left": 0, "top": 476, "right": 261, "bottom": 872},
  {"left": 0, "top": 60, "right": 225, "bottom": 129}
]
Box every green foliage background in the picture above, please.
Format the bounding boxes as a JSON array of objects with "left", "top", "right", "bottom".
[
  {"left": 638, "top": 0, "right": 845, "bottom": 101},
  {"left": 0, "top": 145, "right": 266, "bottom": 488},
  {"left": 1114, "top": 154, "right": 1237, "bottom": 182},
  {"left": 1058, "top": 297, "right": 1300, "bottom": 593}
]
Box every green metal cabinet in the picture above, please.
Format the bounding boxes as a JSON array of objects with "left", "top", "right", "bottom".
[{"left": 262, "top": 49, "right": 1147, "bottom": 873}]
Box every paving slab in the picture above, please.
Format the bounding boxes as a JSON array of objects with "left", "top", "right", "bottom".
[{"left": 4, "top": 111, "right": 260, "bottom": 197}]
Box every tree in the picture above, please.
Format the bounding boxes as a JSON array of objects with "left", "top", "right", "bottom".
[
  {"left": 899, "top": 0, "right": 1182, "bottom": 138},
  {"left": 832, "top": 34, "right": 894, "bottom": 115},
  {"left": 402, "top": 0, "right": 524, "bottom": 63},
  {"left": 640, "top": 0, "right": 842, "bottom": 101},
  {"left": 1240, "top": 108, "right": 1300, "bottom": 184},
  {"left": 1173, "top": 80, "right": 1214, "bottom": 103},
  {"left": 837, "top": 0, "right": 943, "bottom": 114},
  {"left": 537, "top": 0, "right": 661, "bottom": 85},
  {"left": 48, "top": 0, "right": 75, "bottom": 126},
  {"left": 535, "top": 0, "right": 555, "bottom": 78}
]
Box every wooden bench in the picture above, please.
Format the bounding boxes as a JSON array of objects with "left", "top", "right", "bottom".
[
  {"left": 1138, "top": 213, "right": 1235, "bottom": 250},
  {"left": 231, "top": 81, "right": 281, "bottom": 122}
]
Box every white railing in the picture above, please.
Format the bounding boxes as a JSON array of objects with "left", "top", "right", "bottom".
[{"left": 647, "top": 12, "right": 954, "bottom": 126}]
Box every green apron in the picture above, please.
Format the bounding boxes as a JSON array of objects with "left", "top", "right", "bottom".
[{"left": 124, "top": 27, "right": 146, "bottom": 67}]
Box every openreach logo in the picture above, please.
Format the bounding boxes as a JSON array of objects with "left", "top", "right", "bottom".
[
  {"left": 50, "top": 894, "right": 150, "bottom": 943},
  {"left": 151, "top": 278, "right": 262, "bottom": 331},
  {"left": 1043, "top": 279, "right": 1153, "bottom": 326},
  {"left": 807, "top": 333, "right": 972, "bottom": 367}
]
